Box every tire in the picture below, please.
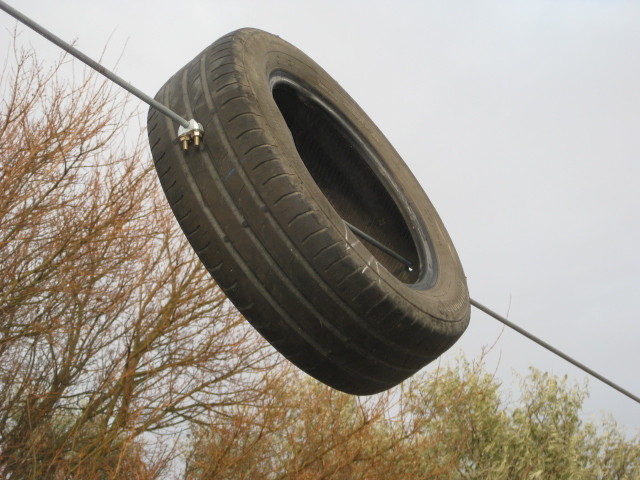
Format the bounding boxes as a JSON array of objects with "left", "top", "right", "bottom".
[{"left": 147, "top": 28, "right": 470, "bottom": 395}]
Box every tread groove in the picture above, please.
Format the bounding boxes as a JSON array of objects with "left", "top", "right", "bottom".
[
  {"left": 302, "top": 227, "right": 328, "bottom": 245},
  {"left": 323, "top": 253, "right": 348, "bottom": 273},
  {"left": 153, "top": 151, "right": 166, "bottom": 165},
  {"left": 313, "top": 240, "right": 342, "bottom": 259},
  {"left": 228, "top": 111, "right": 258, "bottom": 123},
  {"left": 273, "top": 191, "right": 298, "bottom": 207},
  {"left": 261, "top": 172, "right": 293, "bottom": 187},
  {"left": 158, "top": 165, "right": 171, "bottom": 181},
  {"left": 235, "top": 127, "right": 262, "bottom": 139},
  {"left": 337, "top": 269, "right": 360, "bottom": 287},
  {"left": 221, "top": 94, "right": 245, "bottom": 107},
  {"left": 186, "top": 224, "right": 201, "bottom": 236},
  {"left": 244, "top": 143, "right": 274, "bottom": 156},
  {"left": 177, "top": 209, "right": 191, "bottom": 221},
  {"left": 171, "top": 194, "right": 184, "bottom": 207},
  {"left": 208, "top": 260, "right": 224, "bottom": 273},
  {"left": 165, "top": 179, "right": 177, "bottom": 192},
  {"left": 251, "top": 157, "right": 277, "bottom": 172},
  {"left": 216, "top": 81, "right": 248, "bottom": 93},
  {"left": 209, "top": 61, "right": 236, "bottom": 73},
  {"left": 365, "top": 295, "right": 389, "bottom": 316},
  {"left": 212, "top": 71, "right": 238, "bottom": 83},
  {"left": 196, "top": 242, "right": 212, "bottom": 254},
  {"left": 288, "top": 210, "right": 314, "bottom": 226}
]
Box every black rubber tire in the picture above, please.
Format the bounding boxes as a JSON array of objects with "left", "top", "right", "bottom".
[{"left": 147, "top": 28, "right": 470, "bottom": 395}]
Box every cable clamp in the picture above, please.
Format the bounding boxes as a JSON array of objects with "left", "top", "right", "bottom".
[{"left": 177, "top": 119, "right": 204, "bottom": 150}]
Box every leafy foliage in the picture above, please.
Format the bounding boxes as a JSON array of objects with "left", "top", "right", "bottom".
[{"left": 186, "top": 361, "right": 639, "bottom": 480}]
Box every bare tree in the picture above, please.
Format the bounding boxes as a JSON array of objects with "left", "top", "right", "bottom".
[{"left": 0, "top": 39, "right": 272, "bottom": 479}]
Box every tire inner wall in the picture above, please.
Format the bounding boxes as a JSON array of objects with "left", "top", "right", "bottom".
[{"left": 272, "top": 81, "right": 420, "bottom": 284}]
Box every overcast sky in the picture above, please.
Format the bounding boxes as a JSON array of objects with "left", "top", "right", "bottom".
[{"left": 2, "top": 0, "right": 638, "bottom": 432}]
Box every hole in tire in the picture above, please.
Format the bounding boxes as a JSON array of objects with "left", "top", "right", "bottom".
[{"left": 272, "top": 77, "right": 421, "bottom": 283}]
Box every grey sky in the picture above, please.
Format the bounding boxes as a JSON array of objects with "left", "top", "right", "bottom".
[{"left": 2, "top": 0, "right": 639, "bottom": 432}]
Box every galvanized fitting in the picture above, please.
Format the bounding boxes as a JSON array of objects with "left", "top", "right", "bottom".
[{"left": 177, "top": 119, "right": 204, "bottom": 150}]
